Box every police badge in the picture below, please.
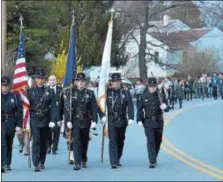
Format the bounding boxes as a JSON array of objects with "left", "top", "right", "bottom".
[
  {"left": 46, "top": 91, "right": 49, "bottom": 96},
  {"left": 11, "top": 98, "right": 14, "bottom": 103},
  {"left": 121, "top": 94, "right": 125, "bottom": 99}
]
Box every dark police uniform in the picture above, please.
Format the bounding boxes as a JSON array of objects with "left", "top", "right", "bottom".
[
  {"left": 137, "top": 77, "right": 169, "bottom": 168},
  {"left": 105, "top": 73, "right": 134, "bottom": 168},
  {"left": 47, "top": 85, "right": 63, "bottom": 154},
  {"left": 1, "top": 77, "right": 23, "bottom": 172},
  {"left": 64, "top": 73, "right": 97, "bottom": 170},
  {"left": 27, "top": 69, "right": 56, "bottom": 172}
]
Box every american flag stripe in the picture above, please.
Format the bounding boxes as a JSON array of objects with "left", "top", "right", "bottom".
[
  {"left": 12, "top": 76, "right": 28, "bottom": 84},
  {"left": 15, "top": 63, "right": 26, "bottom": 70},
  {"left": 11, "top": 29, "right": 30, "bottom": 131},
  {"left": 14, "top": 67, "right": 26, "bottom": 74}
]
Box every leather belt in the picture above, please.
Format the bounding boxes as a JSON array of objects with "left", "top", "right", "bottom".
[
  {"left": 146, "top": 116, "right": 163, "bottom": 121},
  {"left": 2, "top": 113, "right": 16, "bottom": 120}
]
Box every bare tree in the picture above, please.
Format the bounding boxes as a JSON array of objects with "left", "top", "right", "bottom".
[
  {"left": 113, "top": 1, "right": 183, "bottom": 80},
  {"left": 178, "top": 47, "right": 221, "bottom": 77}
]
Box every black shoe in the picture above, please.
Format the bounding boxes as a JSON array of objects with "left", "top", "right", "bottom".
[
  {"left": 82, "top": 162, "right": 87, "bottom": 168},
  {"left": 47, "top": 148, "right": 51, "bottom": 154},
  {"left": 24, "top": 153, "right": 28, "bottom": 156},
  {"left": 19, "top": 144, "right": 24, "bottom": 153},
  {"left": 111, "top": 164, "right": 117, "bottom": 169},
  {"left": 41, "top": 164, "right": 45, "bottom": 169},
  {"left": 73, "top": 164, "right": 81, "bottom": 170},
  {"left": 6, "top": 165, "right": 11, "bottom": 171},
  {"left": 117, "top": 162, "right": 122, "bottom": 167},
  {"left": 2, "top": 166, "right": 6, "bottom": 173},
  {"left": 69, "top": 160, "right": 74, "bottom": 165},
  {"left": 149, "top": 163, "right": 157, "bottom": 168},
  {"left": 34, "top": 163, "right": 41, "bottom": 172},
  {"left": 52, "top": 151, "right": 57, "bottom": 155}
]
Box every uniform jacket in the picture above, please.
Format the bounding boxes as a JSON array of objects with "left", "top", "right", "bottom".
[
  {"left": 1, "top": 92, "right": 23, "bottom": 134},
  {"left": 27, "top": 86, "right": 56, "bottom": 127},
  {"left": 63, "top": 87, "right": 97, "bottom": 128},
  {"left": 106, "top": 87, "right": 134, "bottom": 127},
  {"left": 137, "top": 90, "right": 169, "bottom": 128}
]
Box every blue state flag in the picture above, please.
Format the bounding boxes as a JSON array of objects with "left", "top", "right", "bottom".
[{"left": 63, "top": 24, "right": 76, "bottom": 87}]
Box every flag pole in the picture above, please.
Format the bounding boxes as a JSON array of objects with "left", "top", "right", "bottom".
[
  {"left": 68, "top": 9, "right": 75, "bottom": 164},
  {"left": 100, "top": 8, "right": 115, "bottom": 163}
]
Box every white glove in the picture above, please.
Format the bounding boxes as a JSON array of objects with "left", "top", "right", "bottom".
[
  {"left": 138, "top": 121, "right": 143, "bottom": 127},
  {"left": 67, "top": 121, "right": 73, "bottom": 129},
  {"left": 160, "top": 103, "right": 167, "bottom": 110},
  {"left": 101, "top": 116, "right": 107, "bottom": 126},
  {"left": 15, "top": 127, "right": 22, "bottom": 131},
  {"left": 57, "top": 121, "right": 62, "bottom": 127},
  {"left": 49, "top": 122, "right": 56, "bottom": 128},
  {"left": 90, "top": 122, "right": 97, "bottom": 129},
  {"left": 128, "top": 119, "right": 134, "bottom": 125}
]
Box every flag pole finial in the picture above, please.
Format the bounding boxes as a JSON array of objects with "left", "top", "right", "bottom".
[
  {"left": 110, "top": 8, "right": 115, "bottom": 20},
  {"left": 19, "top": 14, "right": 24, "bottom": 29},
  {"left": 72, "top": 10, "right": 75, "bottom": 25}
]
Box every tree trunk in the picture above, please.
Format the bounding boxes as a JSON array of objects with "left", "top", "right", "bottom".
[
  {"left": 2, "top": 1, "right": 7, "bottom": 75},
  {"left": 138, "top": 27, "right": 147, "bottom": 80},
  {"left": 138, "top": 2, "right": 149, "bottom": 80}
]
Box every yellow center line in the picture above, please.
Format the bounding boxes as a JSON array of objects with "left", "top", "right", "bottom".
[
  {"left": 161, "top": 145, "right": 223, "bottom": 181},
  {"left": 162, "top": 101, "right": 223, "bottom": 180}
]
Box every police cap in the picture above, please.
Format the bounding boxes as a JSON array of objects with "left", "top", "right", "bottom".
[
  {"left": 75, "top": 73, "right": 86, "bottom": 80},
  {"left": 148, "top": 77, "right": 157, "bottom": 87},
  {"left": 111, "top": 73, "right": 122, "bottom": 81},
  {"left": 1, "top": 76, "right": 11, "bottom": 86}
]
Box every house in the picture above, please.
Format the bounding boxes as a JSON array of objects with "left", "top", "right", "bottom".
[
  {"left": 150, "top": 27, "right": 223, "bottom": 70},
  {"left": 122, "top": 18, "right": 223, "bottom": 78},
  {"left": 122, "top": 19, "right": 190, "bottom": 78}
]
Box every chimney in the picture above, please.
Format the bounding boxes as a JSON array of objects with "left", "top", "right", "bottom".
[{"left": 163, "top": 13, "right": 170, "bottom": 27}]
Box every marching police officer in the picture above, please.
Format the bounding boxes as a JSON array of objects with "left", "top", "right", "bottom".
[
  {"left": 1, "top": 76, "right": 23, "bottom": 172},
  {"left": 137, "top": 77, "right": 169, "bottom": 168},
  {"left": 47, "top": 75, "right": 63, "bottom": 155},
  {"left": 101, "top": 73, "right": 134, "bottom": 169},
  {"left": 65, "top": 73, "right": 97, "bottom": 170},
  {"left": 27, "top": 69, "right": 56, "bottom": 172}
]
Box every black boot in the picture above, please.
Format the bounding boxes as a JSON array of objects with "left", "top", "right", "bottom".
[
  {"left": 2, "top": 166, "right": 6, "bottom": 173},
  {"left": 149, "top": 163, "right": 157, "bottom": 168},
  {"left": 6, "top": 164, "right": 11, "bottom": 171},
  {"left": 52, "top": 151, "right": 57, "bottom": 155},
  {"left": 69, "top": 160, "right": 74, "bottom": 165},
  {"left": 111, "top": 164, "right": 117, "bottom": 169},
  {"left": 82, "top": 162, "right": 87, "bottom": 168},
  {"left": 41, "top": 164, "right": 45, "bottom": 169},
  {"left": 34, "top": 163, "right": 41, "bottom": 172},
  {"left": 47, "top": 148, "right": 51, "bottom": 154},
  {"left": 118, "top": 161, "right": 122, "bottom": 167},
  {"left": 73, "top": 164, "right": 81, "bottom": 170}
]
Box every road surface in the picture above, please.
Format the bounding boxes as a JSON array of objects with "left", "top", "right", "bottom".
[{"left": 2, "top": 98, "right": 223, "bottom": 181}]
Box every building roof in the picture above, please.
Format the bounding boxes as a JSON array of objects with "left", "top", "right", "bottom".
[{"left": 149, "top": 28, "right": 214, "bottom": 49}]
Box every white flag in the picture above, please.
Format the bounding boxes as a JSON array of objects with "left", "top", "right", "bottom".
[{"left": 97, "top": 19, "right": 113, "bottom": 112}]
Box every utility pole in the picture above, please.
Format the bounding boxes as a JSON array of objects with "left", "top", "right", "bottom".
[{"left": 2, "top": 0, "right": 7, "bottom": 75}]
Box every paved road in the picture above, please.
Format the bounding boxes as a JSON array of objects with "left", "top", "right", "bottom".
[{"left": 2, "top": 99, "right": 223, "bottom": 181}]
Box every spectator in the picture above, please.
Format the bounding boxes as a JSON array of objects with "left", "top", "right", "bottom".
[{"left": 212, "top": 72, "right": 220, "bottom": 99}]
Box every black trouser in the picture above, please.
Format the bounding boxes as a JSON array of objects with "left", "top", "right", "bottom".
[
  {"left": 30, "top": 119, "right": 49, "bottom": 167},
  {"left": 178, "top": 97, "right": 183, "bottom": 108},
  {"left": 136, "top": 94, "right": 142, "bottom": 108},
  {"left": 1, "top": 122, "right": 15, "bottom": 166},
  {"left": 108, "top": 125, "right": 126, "bottom": 166},
  {"left": 1, "top": 121, "right": 15, "bottom": 166},
  {"left": 72, "top": 127, "right": 90, "bottom": 166},
  {"left": 144, "top": 127, "right": 163, "bottom": 164},
  {"left": 48, "top": 126, "right": 60, "bottom": 152},
  {"left": 212, "top": 86, "right": 218, "bottom": 98}
]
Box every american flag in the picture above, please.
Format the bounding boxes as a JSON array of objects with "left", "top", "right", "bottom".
[{"left": 12, "top": 29, "right": 30, "bottom": 131}]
